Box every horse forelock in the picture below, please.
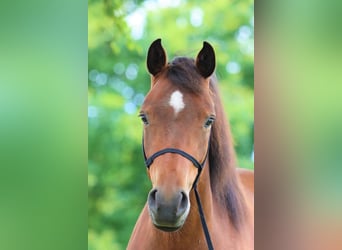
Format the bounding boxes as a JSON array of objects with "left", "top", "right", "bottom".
[{"left": 164, "top": 57, "right": 203, "bottom": 94}]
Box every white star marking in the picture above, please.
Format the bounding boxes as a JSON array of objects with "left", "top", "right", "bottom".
[{"left": 169, "top": 90, "right": 185, "bottom": 115}]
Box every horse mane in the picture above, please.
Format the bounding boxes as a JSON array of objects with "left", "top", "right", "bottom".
[
  {"left": 208, "top": 78, "right": 247, "bottom": 229},
  {"left": 165, "top": 57, "right": 247, "bottom": 229}
]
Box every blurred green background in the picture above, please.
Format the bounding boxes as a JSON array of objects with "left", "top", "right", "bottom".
[{"left": 88, "top": 0, "right": 254, "bottom": 249}]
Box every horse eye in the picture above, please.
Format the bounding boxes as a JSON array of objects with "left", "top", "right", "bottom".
[
  {"left": 139, "top": 114, "right": 149, "bottom": 125},
  {"left": 204, "top": 116, "right": 215, "bottom": 128}
]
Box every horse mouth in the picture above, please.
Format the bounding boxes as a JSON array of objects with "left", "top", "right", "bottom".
[
  {"left": 149, "top": 209, "right": 188, "bottom": 233},
  {"left": 154, "top": 224, "right": 182, "bottom": 232}
]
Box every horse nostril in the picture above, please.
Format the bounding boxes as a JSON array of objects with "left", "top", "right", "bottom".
[
  {"left": 148, "top": 188, "right": 158, "bottom": 212},
  {"left": 149, "top": 189, "right": 157, "bottom": 202},
  {"left": 177, "top": 191, "right": 188, "bottom": 216}
]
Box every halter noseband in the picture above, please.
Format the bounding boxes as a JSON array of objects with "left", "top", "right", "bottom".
[{"left": 142, "top": 136, "right": 214, "bottom": 250}]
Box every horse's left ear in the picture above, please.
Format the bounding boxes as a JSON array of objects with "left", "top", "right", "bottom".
[{"left": 196, "top": 41, "right": 216, "bottom": 78}]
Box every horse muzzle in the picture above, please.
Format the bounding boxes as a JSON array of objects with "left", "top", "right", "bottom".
[{"left": 147, "top": 188, "right": 190, "bottom": 232}]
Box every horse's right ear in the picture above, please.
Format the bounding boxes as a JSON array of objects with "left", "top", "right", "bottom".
[{"left": 147, "top": 39, "right": 167, "bottom": 76}]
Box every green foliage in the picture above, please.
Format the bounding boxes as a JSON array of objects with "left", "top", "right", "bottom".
[{"left": 88, "top": 0, "right": 254, "bottom": 249}]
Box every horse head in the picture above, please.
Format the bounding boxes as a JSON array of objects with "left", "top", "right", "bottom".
[{"left": 140, "top": 39, "right": 216, "bottom": 232}]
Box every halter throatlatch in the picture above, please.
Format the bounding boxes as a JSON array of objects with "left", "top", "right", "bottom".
[{"left": 142, "top": 137, "right": 214, "bottom": 250}]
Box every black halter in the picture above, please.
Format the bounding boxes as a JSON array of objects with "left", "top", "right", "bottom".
[{"left": 142, "top": 136, "right": 214, "bottom": 250}]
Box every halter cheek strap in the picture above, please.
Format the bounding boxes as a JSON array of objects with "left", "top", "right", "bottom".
[{"left": 142, "top": 136, "right": 214, "bottom": 250}]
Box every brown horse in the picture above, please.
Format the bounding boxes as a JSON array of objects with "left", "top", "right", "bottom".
[{"left": 127, "top": 39, "right": 254, "bottom": 250}]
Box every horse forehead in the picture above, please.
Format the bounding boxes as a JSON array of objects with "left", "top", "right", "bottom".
[{"left": 169, "top": 90, "right": 185, "bottom": 115}]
